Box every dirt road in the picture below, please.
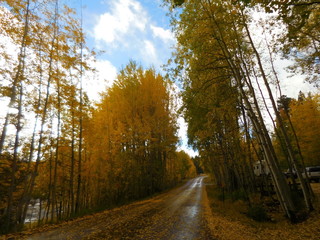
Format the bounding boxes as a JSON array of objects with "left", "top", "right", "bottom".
[{"left": 26, "top": 176, "right": 213, "bottom": 240}]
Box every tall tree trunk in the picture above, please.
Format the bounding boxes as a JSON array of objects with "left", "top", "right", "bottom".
[
  {"left": 46, "top": 134, "right": 54, "bottom": 223},
  {"left": 199, "top": 0, "right": 299, "bottom": 220},
  {"left": 20, "top": 3, "right": 59, "bottom": 225},
  {"left": 0, "top": 0, "right": 30, "bottom": 155},
  {"left": 51, "top": 99, "right": 60, "bottom": 222},
  {"left": 264, "top": 33, "right": 315, "bottom": 200},
  {"left": 239, "top": 8, "right": 313, "bottom": 212},
  {"left": 16, "top": 39, "right": 44, "bottom": 226},
  {"left": 240, "top": 101, "right": 256, "bottom": 191},
  {"left": 70, "top": 100, "right": 75, "bottom": 215},
  {"left": 51, "top": 0, "right": 61, "bottom": 222},
  {"left": 76, "top": 3, "right": 84, "bottom": 213},
  {"left": 5, "top": 84, "right": 23, "bottom": 232}
]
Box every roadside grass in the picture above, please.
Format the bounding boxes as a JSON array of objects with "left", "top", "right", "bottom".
[{"left": 204, "top": 177, "right": 320, "bottom": 240}]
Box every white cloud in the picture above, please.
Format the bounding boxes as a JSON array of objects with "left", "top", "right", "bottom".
[
  {"left": 85, "top": 59, "right": 117, "bottom": 101},
  {"left": 173, "top": 82, "right": 198, "bottom": 158},
  {"left": 177, "top": 116, "right": 187, "bottom": 142},
  {"left": 143, "top": 40, "right": 157, "bottom": 62},
  {"left": 95, "top": 59, "right": 118, "bottom": 87},
  {"left": 91, "top": 0, "right": 176, "bottom": 69},
  {"left": 177, "top": 116, "right": 198, "bottom": 157},
  {"left": 150, "top": 24, "right": 174, "bottom": 43},
  {"left": 276, "top": 58, "right": 316, "bottom": 98},
  {"left": 94, "top": 0, "right": 147, "bottom": 45}
]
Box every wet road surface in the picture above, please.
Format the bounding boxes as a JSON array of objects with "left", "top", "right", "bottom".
[{"left": 27, "top": 176, "right": 213, "bottom": 240}]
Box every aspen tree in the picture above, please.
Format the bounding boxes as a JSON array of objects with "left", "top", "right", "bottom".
[{"left": 165, "top": 0, "right": 311, "bottom": 221}]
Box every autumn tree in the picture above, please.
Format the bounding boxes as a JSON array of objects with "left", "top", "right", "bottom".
[
  {"left": 175, "top": 151, "right": 197, "bottom": 181},
  {"left": 275, "top": 93, "right": 320, "bottom": 168},
  {"left": 0, "top": 0, "right": 95, "bottom": 232},
  {"left": 85, "top": 62, "right": 179, "bottom": 204},
  {"left": 165, "top": 0, "right": 315, "bottom": 221},
  {"left": 255, "top": 0, "right": 320, "bottom": 84}
]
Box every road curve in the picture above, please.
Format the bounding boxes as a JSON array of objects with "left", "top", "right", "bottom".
[{"left": 27, "top": 176, "right": 213, "bottom": 240}]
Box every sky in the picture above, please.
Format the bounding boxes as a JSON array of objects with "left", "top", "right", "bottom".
[
  {"left": 70, "top": 0, "right": 198, "bottom": 157},
  {"left": 2, "top": 0, "right": 316, "bottom": 158},
  {"left": 69, "top": 0, "right": 317, "bottom": 157},
  {"left": 84, "top": 0, "right": 174, "bottom": 70},
  {"left": 0, "top": 0, "right": 197, "bottom": 157}
]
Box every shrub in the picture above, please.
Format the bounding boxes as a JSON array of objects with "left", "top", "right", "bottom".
[{"left": 247, "top": 204, "right": 270, "bottom": 222}]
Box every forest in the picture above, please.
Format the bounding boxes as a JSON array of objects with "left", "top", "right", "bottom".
[
  {"left": 0, "top": 0, "right": 196, "bottom": 233},
  {"left": 166, "top": 0, "right": 319, "bottom": 223},
  {"left": 0, "top": 0, "right": 320, "bottom": 235}
]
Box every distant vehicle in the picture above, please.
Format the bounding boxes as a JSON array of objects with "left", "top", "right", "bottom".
[
  {"left": 253, "top": 160, "right": 270, "bottom": 176},
  {"left": 302, "top": 166, "right": 320, "bottom": 183},
  {"left": 284, "top": 168, "right": 297, "bottom": 179}
]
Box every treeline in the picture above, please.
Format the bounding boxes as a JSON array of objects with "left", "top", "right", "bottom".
[
  {"left": 24, "top": 63, "right": 195, "bottom": 227},
  {"left": 275, "top": 93, "right": 320, "bottom": 168},
  {"left": 0, "top": 1, "right": 195, "bottom": 234},
  {"left": 83, "top": 63, "right": 195, "bottom": 205},
  {"left": 0, "top": 0, "right": 90, "bottom": 233},
  {"left": 166, "top": 0, "right": 319, "bottom": 222}
]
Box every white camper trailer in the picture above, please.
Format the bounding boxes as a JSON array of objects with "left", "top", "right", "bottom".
[{"left": 253, "top": 160, "right": 270, "bottom": 176}]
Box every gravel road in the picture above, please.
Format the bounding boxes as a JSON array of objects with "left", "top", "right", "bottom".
[{"left": 26, "top": 176, "right": 213, "bottom": 240}]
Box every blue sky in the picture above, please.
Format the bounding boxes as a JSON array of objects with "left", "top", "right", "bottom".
[
  {"left": 81, "top": 0, "right": 174, "bottom": 71},
  {"left": 78, "top": 0, "right": 309, "bottom": 158},
  {"left": 70, "top": 0, "right": 197, "bottom": 156},
  {"left": 0, "top": 0, "right": 316, "bottom": 158},
  {"left": 72, "top": 0, "right": 316, "bottom": 157},
  {"left": 73, "top": 0, "right": 178, "bottom": 100}
]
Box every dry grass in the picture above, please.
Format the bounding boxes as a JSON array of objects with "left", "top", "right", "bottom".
[{"left": 203, "top": 180, "right": 320, "bottom": 240}]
